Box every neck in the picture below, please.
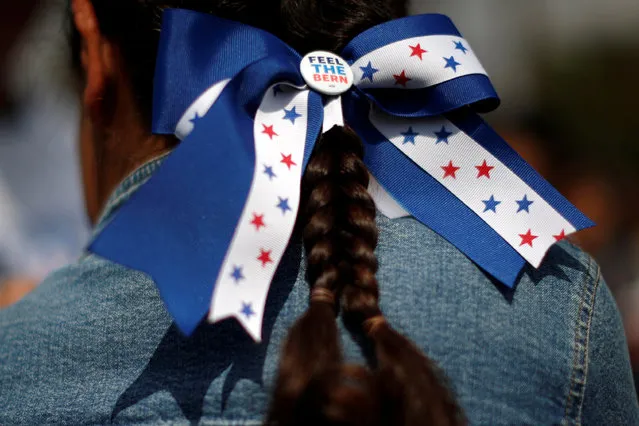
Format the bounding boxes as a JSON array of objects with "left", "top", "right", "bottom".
[{"left": 82, "top": 94, "right": 176, "bottom": 224}]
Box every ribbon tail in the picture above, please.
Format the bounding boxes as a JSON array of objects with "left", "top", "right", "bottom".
[
  {"left": 359, "top": 121, "right": 526, "bottom": 285},
  {"left": 345, "top": 94, "right": 593, "bottom": 287},
  {"left": 90, "top": 78, "right": 257, "bottom": 335},
  {"left": 446, "top": 110, "right": 594, "bottom": 231},
  {"left": 207, "top": 86, "right": 321, "bottom": 342},
  {"left": 92, "top": 50, "right": 320, "bottom": 338}
]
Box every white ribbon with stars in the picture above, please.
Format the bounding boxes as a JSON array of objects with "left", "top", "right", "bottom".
[
  {"left": 208, "top": 85, "right": 309, "bottom": 340},
  {"left": 368, "top": 109, "right": 575, "bottom": 268},
  {"left": 353, "top": 36, "right": 485, "bottom": 89}
]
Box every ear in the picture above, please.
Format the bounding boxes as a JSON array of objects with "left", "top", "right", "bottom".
[{"left": 72, "top": 0, "right": 116, "bottom": 117}]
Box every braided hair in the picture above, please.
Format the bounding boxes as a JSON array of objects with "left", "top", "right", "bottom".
[{"left": 72, "top": 1, "right": 465, "bottom": 424}]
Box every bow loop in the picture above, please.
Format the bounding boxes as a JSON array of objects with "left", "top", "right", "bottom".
[{"left": 153, "top": 9, "right": 301, "bottom": 135}]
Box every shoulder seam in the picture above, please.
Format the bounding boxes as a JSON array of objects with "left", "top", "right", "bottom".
[{"left": 562, "top": 255, "right": 601, "bottom": 426}]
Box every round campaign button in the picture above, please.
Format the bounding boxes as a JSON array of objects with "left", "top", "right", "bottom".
[{"left": 300, "top": 51, "right": 354, "bottom": 95}]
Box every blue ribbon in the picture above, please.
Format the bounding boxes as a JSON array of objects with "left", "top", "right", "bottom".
[{"left": 90, "top": 9, "right": 593, "bottom": 335}]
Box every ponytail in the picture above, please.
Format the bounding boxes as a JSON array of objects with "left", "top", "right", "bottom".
[{"left": 267, "top": 127, "right": 465, "bottom": 425}]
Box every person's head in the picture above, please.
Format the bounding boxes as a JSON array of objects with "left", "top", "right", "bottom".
[{"left": 70, "top": 1, "right": 464, "bottom": 424}]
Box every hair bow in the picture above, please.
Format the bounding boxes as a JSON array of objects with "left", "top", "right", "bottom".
[{"left": 90, "top": 9, "right": 593, "bottom": 340}]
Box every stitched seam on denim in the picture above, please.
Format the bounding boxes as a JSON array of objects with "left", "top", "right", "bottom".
[
  {"left": 562, "top": 255, "right": 600, "bottom": 426},
  {"left": 575, "top": 264, "right": 601, "bottom": 425}
]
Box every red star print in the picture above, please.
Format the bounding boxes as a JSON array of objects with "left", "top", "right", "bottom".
[
  {"left": 553, "top": 229, "right": 566, "bottom": 242},
  {"left": 257, "top": 249, "right": 273, "bottom": 267},
  {"left": 519, "top": 229, "right": 539, "bottom": 247},
  {"left": 393, "top": 70, "right": 411, "bottom": 87},
  {"left": 262, "top": 124, "right": 278, "bottom": 140},
  {"left": 250, "top": 213, "right": 266, "bottom": 231},
  {"left": 441, "top": 161, "right": 460, "bottom": 179},
  {"left": 280, "top": 153, "right": 297, "bottom": 170},
  {"left": 409, "top": 43, "right": 428, "bottom": 60},
  {"left": 475, "top": 160, "right": 495, "bottom": 178}
]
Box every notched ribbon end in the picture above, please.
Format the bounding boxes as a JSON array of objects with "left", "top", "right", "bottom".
[{"left": 208, "top": 309, "right": 264, "bottom": 343}]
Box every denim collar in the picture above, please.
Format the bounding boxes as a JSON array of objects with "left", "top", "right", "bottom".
[{"left": 92, "top": 154, "right": 169, "bottom": 238}]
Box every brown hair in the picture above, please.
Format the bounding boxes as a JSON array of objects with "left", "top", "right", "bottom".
[{"left": 72, "top": 1, "right": 465, "bottom": 424}]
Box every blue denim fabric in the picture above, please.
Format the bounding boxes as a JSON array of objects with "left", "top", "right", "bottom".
[{"left": 1, "top": 157, "right": 637, "bottom": 425}]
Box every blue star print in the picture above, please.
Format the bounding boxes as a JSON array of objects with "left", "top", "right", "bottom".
[
  {"left": 360, "top": 61, "right": 379, "bottom": 82},
  {"left": 277, "top": 197, "right": 292, "bottom": 215},
  {"left": 240, "top": 302, "right": 256, "bottom": 319},
  {"left": 230, "top": 266, "right": 245, "bottom": 283},
  {"left": 453, "top": 41, "right": 468, "bottom": 54},
  {"left": 482, "top": 195, "right": 501, "bottom": 213},
  {"left": 516, "top": 195, "right": 534, "bottom": 213},
  {"left": 283, "top": 106, "right": 302, "bottom": 124},
  {"left": 401, "top": 127, "right": 419, "bottom": 145},
  {"left": 190, "top": 112, "right": 202, "bottom": 126},
  {"left": 444, "top": 56, "right": 461, "bottom": 72},
  {"left": 434, "top": 126, "right": 453, "bottom": 144},
  {"left": 263, "top": 165, "right": 277, "bottom": 180}
]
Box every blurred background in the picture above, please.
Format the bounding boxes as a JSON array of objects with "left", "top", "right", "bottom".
[
  {"left": 0, "top": 0, "right": 638, "bottom": 392},
  {"left": 0, "top": 0, "right": 87, "bottom": 305}
]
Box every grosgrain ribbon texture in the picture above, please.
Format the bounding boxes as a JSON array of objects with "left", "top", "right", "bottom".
[{"left": 89, "top": 9, "right": 593, "bottom": 340}]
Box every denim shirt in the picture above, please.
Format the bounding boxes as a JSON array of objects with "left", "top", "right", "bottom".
[{"left": 1, "top": 157, "right": 638, "bottom": 426}]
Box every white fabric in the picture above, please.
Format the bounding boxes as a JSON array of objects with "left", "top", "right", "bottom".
[
  {"left": 352, "top": 35, "right": 487, "bottom": 89},
  {"left": 208, "top": 86, "right": 310, "bottom": 341},
  {"left": 367, "top": 175, "right": 410, "bottom": 220},
  {"left": 322, "top": 96, "right": 345, "bottom": 133}
]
